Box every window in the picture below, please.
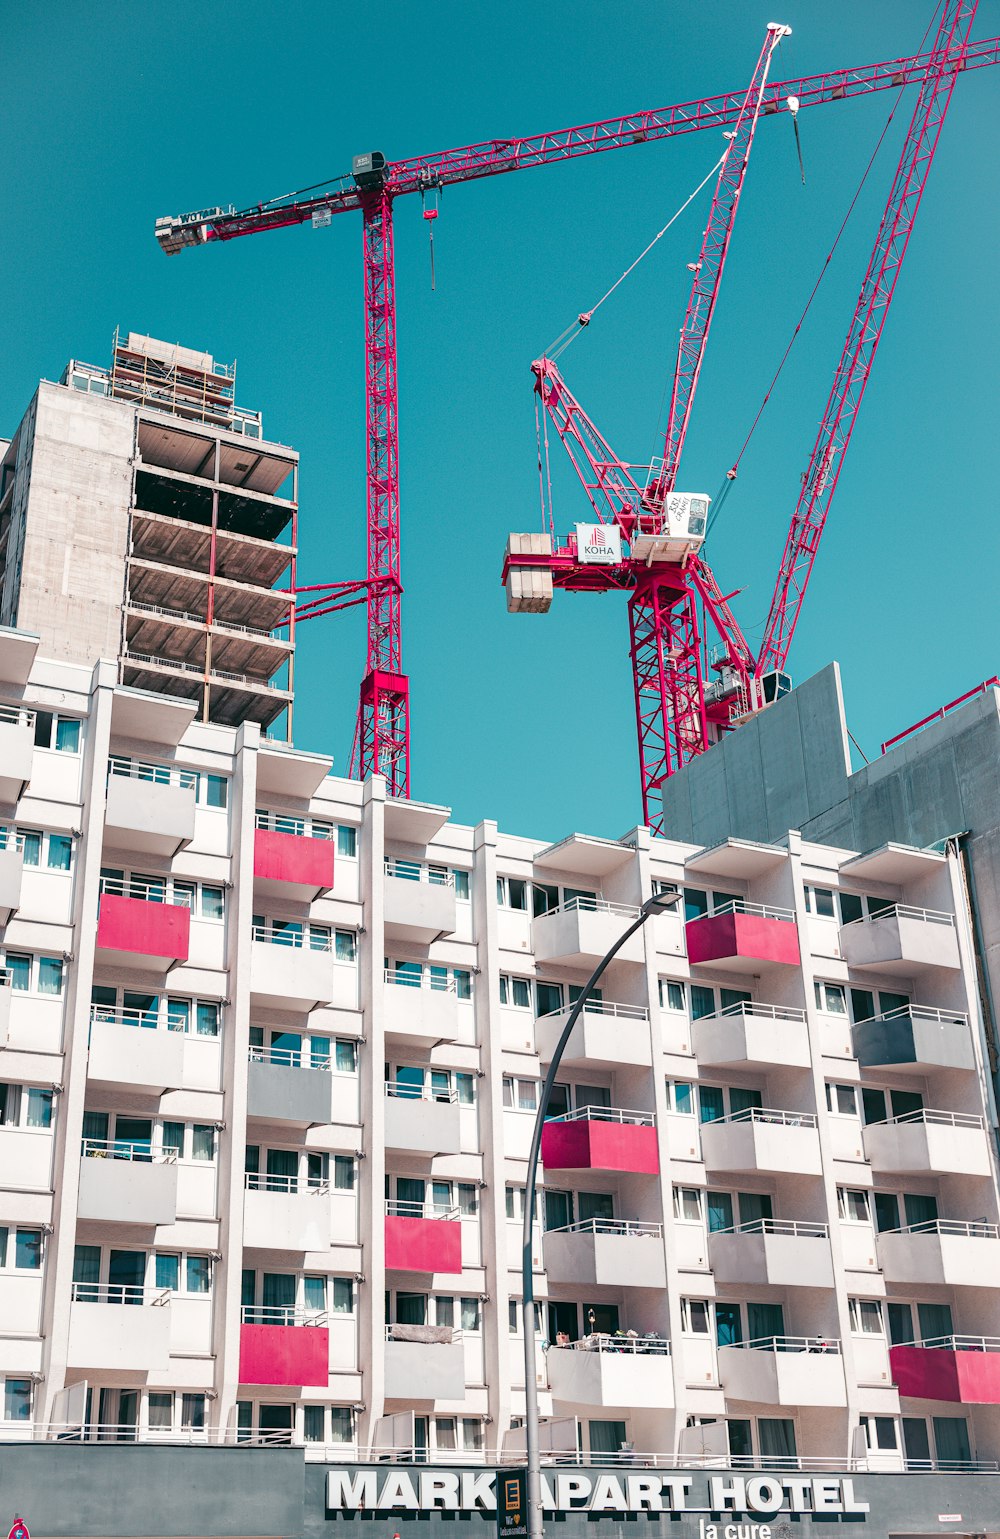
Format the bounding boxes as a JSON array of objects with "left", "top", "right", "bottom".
[
  {"left": 0, "top": 1084, "right": 53, "bottom": 1130},
  {"left": 690, "top": 985, "right": 717, "bottom": 1020},
  {"left": 684, "top": 888, "right": 709, "bottom": 922},
  {"left": 332, "top": 824, "right": 357, "bottom": 858},
  {"left": 849, "top": 1299, "right": 885, "bottom": 1335},
  {"left": 0, "top": 1227, "right": 43, "bottom": 1271},
  {"left": 659, "top": 979, "right": 686, "bottom": 1011},
  {"left": 864, "top": 1416, "right": 899, "bottom": 1452},
  {"left": 838, "top": 1188, "right": 871, "bottom": 1223},
  {"left": 497, "top": 876, "right": 528, "bottom": 911},
  {"left": 1, "top": 952, "right": 64, "bottom": 997},
  {"left": 197, "top": 774, "right": 229, "bottom": 809},
  {"left": 499, "top": 974, "right": 531, "bottom": 1009},
  {"left": 673, "top": 1187, "right": 702, "bottom": 1222},
  {"left": 10, "top": 827, "right": 74, "bottom": 871},
  {"left": 665, "top": 1080, "right": 695, "bottom": 1115},
  {"left": 333, "top": 1156, "right": 356, "bottom": 1191},
  {"left": 825, "top": 1083, "right": 858, "bottom": 1117},
  {"left": 681, "top": 1299, "right": 711, "bottom": 1334},
  {"left": 334, "top": 930, "right": 357, "bottom": 962},
  {"left": 3, "top": 1378, "right": 31, "bottom": 1422},
  {"left": 503, "top": 1076, "right": 539, "bottom": 1112},
  {"left": 33, "top": 712, "right": 81, "bottom": 753},
  {"left": 804, "top": 886, "right": 837, "bottom": 918},
  {"left": 453, "top": 871, "right": 470, "bottom": 900},
  {"left": 181, "top": 1393, "right": 206, "bottom": 1431},
  {"left": 814, "top": 981, "right": 847, "bottom": 1015}
]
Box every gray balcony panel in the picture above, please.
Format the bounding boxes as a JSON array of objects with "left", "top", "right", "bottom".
[
  {"left": 384, "top": 1339, "right": 465, "bottom": 1400},
  {"left": 0, "top": 717, "right": 33, "bottom": 804},
  {"left": 853, "top": 1013, "right": 975, "bottom": 1073},
  {"left": 77, "top": 1155, "right": 178, "bottom": 1226},
  {"left": 384, "top": 1094, "right": 462, "bottom": 1154},
  {"left": 247, "top": 1060, "right": 334, "bottom": 1126},
  {"left": 543, "top": 1227, "right": 666, "bottom": 1289},
  {"left": 384, "top": 875, "right": 456, "bottom": 943},
  {"left": 0, "top": 844, "right": 24, "bottom": 922}
]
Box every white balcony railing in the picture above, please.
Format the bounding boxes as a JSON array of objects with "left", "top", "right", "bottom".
[
  {"left": 866, "top": 1003, "right": 969, "bottom": 1027},
  {"left": 384, "top": 966, "right": 455, "bottom": 992},
  {"left": 713, "top": 1218, "right": 829, "bottom": 1239},
  {"left": 245, "top": 1173, "right": 330, "bottom": 1195},
  {"left": 882, "top": 1219, "right": 1000, "bottom": 1239},
  {"left": 108, "top": 754, "right": 197, "bottom": 790},
  {"left": 707, "top": 1106, "right": 817, "bottom": 1130},
  {"left": 81, "top": 1139, "right": 179, "bottom": 1162},
  {"left": 697, "top": 1001, "right": 807, "bottom": 1025},
  {"left": 540, "top": 896, "right": 640, "bottom": 922},
  {"left": 0, "top": 703, "right": 36, "bottom": 728},
  {"left": 385, "top": 1199, "right": 460, "bottom": 1221},
  {"left": 554, "top": 1333, "right": 670, "bottom": 1355},
  {"left": 917, "top": 1335, "right": 1000, "bottom": 1353},
  {"left": 728, "top": 1335, "right": 842, "bottom": 1354},
  {"left": 240, "top": 1304, "right": 328, "bottom": 1327},
  {"left": 254, "top": 810, "right": 334, "bottom": 839},
  {"left": 248, "top": 1045, "right": 333, "bottom": 1072},
  {"left": 547, "top": 1105, "right": 655, "bottom": 1127},
  {"left": 71, "top": 1282, "right": 171, "bottom": 1306},
  {"left": 0, "top": 830, "right": 28, "bottom": 854},
  {"left": 90, "top": 1003, "right": 189, "bottom": 1034},
  {"left": 708, "top": 899, "right": 795, "bottom": 923},
  {"left": 384, "top": 859, "right": 454, "bottom": 887},
  {"left": 842, "top": 904, "right": 955, "bottom": 929},
  {"left": 251, "top": 923, "right": 333, "bottom": 953},
  {"left": 872, "top": 1108, "right": 985, "bottom": 1130},
  {"left": 546, "top": 1218, "right": 663, "bottom": 1239},
  {"left": 0, "top": 967, "right": 12, "bottom": 988},
  {"left": 385, "top": 1080, "right": 458, "bottom": 1104},
  {"left": 99, "top": 874, "right": 180, "bottom": 903},
  {"left": 538, "top": 999, "right": 649, "bottom": 1023}
]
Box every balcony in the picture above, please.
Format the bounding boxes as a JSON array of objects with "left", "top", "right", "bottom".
[
  {"left": 686, "top": 901, "right": 799, "bottom": 972},
  {"left": 700, "top": 1107, "right": 821, "bottom": 1176},
  {"left": 0, "top": 703, "right": 34, "bottom": 803},
  {"left": 77, "top": 1139, "right": 178, "bottom": 1226},
  {"left": 384, "top": 1323, "right": 465, "bottom": 1400},
  {"left": 541, "top": 1107, "right": 659, "bottom": 1175},
  {"left": 0, "top": 1123, "right": 53, "bottom": 1191},
  {"left": 692, "top": 1003, "right": 810, "bottom": 1070},
  {"left": 535, "top": 1001, "right": 651, "bottom": 1069},
  {"left": 246, "top": 1047, "right": 335, "bottom": 1126},
  {"left": 719, "top": 1336, "right": 846, "bottom": 1405},
  {"left": 852, "top": 1006, "right": 975, "bottom": 1075},
  {"left": 863, "top": 1109, "right": 990, "bottom": 1176},
  {"left": 0, "top": 969, "right": 10, "bottom": 1046},
  {"left": 384, "top": 1082, "right": 462, "bottom": 1155},
  {"left": 384, "top": 1200, "right": 463, "bottom": 1275},
  {"left": 383, "top": 968, "right": 466, "bottom": 1048},
  {"left": 708, "top": 1220, "right": 834, "bottom": 1288},
  {"left": 890, "top": 1337, "right": 1000, "bottom": 1404},
  {"left": 532, "top": 897, "right": 644, "bottom": 968},
  {"left": 876, "top": 1220, "right": 1000, "bottom": 1287},
  {"left": 67, "top": 1283, "right": 171, "bottom": 1372},
  {"left": 88, "top": 1006, "right": 185, "bottom": 1093},
  {"left": 250, "top": 927, "right": 336, "bottom": 1010},
  {"left": 0, "top": 831, "right": 24, "bottom": 923},
  {"left": 104, "top": 756, "right": 196, "bottom": 856},
  {"left": 546, "top": 1336, "right": 673, "bottom": 1410},
  {"left": 543, "top": 1219, "right": 666, "bottom": 1289},
  {"left": 384, "top": 860, "right": 456, "bottom": 943},
  {"left": 95, "top": 879, "right": 191, "bottom": 969},
  {"left": 841, "top": 905, "right": 960, "bottom": 976},
  {"left": 239, "top": 1307, "right": 330, "bottom": 1387},
  {"left": 253, "top": 816, "right": 334, "bottom": 900},
  {"left": 243, "top": 1173, "right": 333, "bottom": 1252}
]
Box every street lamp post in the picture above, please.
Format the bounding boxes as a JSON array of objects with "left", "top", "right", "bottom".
[{"left": 521, "top": 889, "right": 682, "bottom": 1539}]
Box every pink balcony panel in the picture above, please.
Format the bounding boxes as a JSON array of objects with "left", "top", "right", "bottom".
[
  {"left": 890, "top": 1345, "right": 1000, "bottom": 1404},
  {"left": 541, "top": 1119, "right": 659, "bottom": 1175},
  {"left": 253, "top": 828, "right": 334, "bottom": 897},
  {"left": 686, "top": 911, "right": 799, "bottom": 970},
  {"left": 384, "top": 1215, "right": 463, "bottom": 1274},
  {"left": 96, "top": 894, "right": 190, "bottom": 964},
  {"left": 239, "top": 1323, "right": 329, "bottom": 1387}
]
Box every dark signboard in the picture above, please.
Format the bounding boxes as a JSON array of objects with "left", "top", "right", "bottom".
[{"left": 497, "top": 1470, "right": 528, "bottom": 1539}]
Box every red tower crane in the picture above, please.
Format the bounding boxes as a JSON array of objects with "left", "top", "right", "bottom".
[
  {"left": 502, "top": 0, "right": 977, "bottom": 831},
  {"left": 154, "top": 14, "right": 994, "bottom": 804}
]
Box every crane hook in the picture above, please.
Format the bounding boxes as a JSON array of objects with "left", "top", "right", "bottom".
[
  {"left": 787, "top": 95, "right": 806, "bottom": 186},
  {"left": 421, "top": 187, "right": 441, "bottom": 290}
]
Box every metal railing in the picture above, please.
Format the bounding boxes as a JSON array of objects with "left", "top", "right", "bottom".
[
  {"left": 125, "top": 650, "right": 283, "bottom": 691},
  {"left": 251, "top": 922, "right": 333, "bottom": 952},
  {"left": 0, "top": 828, "right": 26, "bottom": 853},
  {"left": 706, "top": 1106, "right": 817, "bottom": 1130},
  {"left": 881, "top": 677, "right": 1000, "bottom": 755},
  {"left": 384, "top": 858, "right": 454, "bottom": 887},
  {"left": 553, "top": 1333, "right": 670, "bottom": 1355},
  {"left": 240, "top": 1304, "right": 328, "bottom": 1327},
  {"left": 537, "top": 999, "right": 649, "bottom": 1023},
  {"left": 726, "top": 1334, "right": 842, "bottom": 1354},
  {"left": 254, "top": 809, "right": 334, "bottom": 839},
  {"left": 881, "top": 1218, "right": 1000, "bottom": 1239},
  {"left": 712, "top": 1218, "right": 829, "bottom": 1239},
  {"left": 91, "top": 1003, "right": 178, "bottom": 1033},
  {"left": 0, "top": 967, "right": 12, "bottom": 989},
  {"left": 71, "top": 1282, "right": 171, "bottom": 1307},
  {"left": 698, "top": 1001, "right": 807, "bottom": 1024},
  {"left": 545, "top": 1218, "right": 663, "bottom": 1239},
  {"left": 539, "top": 896, "right": 640, "bottom": 921},
  {"left": 872, "top": 1107, "right": 985, "bottom": 1130},
  {"left": 127, "top": 598, "right": 205, "bottom": 626},
  {"left": 98, "top": 874, "right": 177, "bottom": 904},
  {"left": 385, "top": 1079, "right": 458, "bottom": 1104},
  {"left": 841, "top": 902, "right": 955, "bottom": 929},
  {"left": 81, "top": 1138, "right": 178, "bottom": 1162},
  {"left": 866, "top": 1002, "right": 968, "bottom": 1027},
  {"left": 384, "top": 965, "right": 455, "bottom": 991},
  {"left": 245, "top": 1172, "right": 330, "bottom": 1195},
  {"left": 108, "top": 754, "right": 197, "bottom": 790},
  {"left": 547, "top": 1105, "right": 655, "bottom": 1127},
  {"left": 918, "top": 1334, "right": 1000, "bottom": 1353},
  {"left": 704, "top": 898, "right": 795, "bottom": 922},
  {"left": 385, "top": 1198, "right": 460, "bottom": 1221},
  {"left": 0, "top": 703, "right": 35, "bottom": 728},
  {"left": 248, "top": 1045, "right": 333, "bottom": 1072}
]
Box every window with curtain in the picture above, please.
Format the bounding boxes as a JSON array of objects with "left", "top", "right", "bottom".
[
  {"left": 262, "top": 1273, "right": 296, "bottom": 1323},
  {"left": 901, "top": 1417, "right": 931, "bottom": 1463},
  {"left": 37, "top": 957, "right": 64, "bottom": 995},
  {"left": 588, "top": 1420, "right": 628, "bottom": 1457},
  {"left": 933, "top": 1417, "right": 971, "bottom": 1467},
  {"left": 747, "top": 1302, "right": 784, "bottom": 1342},
  {"left": 707, "top": 1192, "right": 734, "bottom": 1233},
  {"left": 699, "top": 1086, "right": 725, "bottom": 1123},
  {"left": 333, "top": 1156, "right": 356, "bottom": 1191},
  {"left": 191, "top": 1125, "right": 215, "bottom": 1162},
  {"left": 874, "top": 1192, "right": 900, "bottom": 1233},
  {"left": 303, "top": 1276, "right": 327, "bottom": 1313},
  {"left": 738, "top": 1192, "right": 773, "bottom": 1228},
  {"left": 332, "top": 1278, "right": 354, "bottom": 1314},
  {"left": 186, "top": 1256, "right": 210, "bottom": 1294},
  {"left": 73, "top": 1244, "right": 101, "bottom": 1300},
  {"left": 303, "top": 1406, "right": 325, "bottom": 1443},
  {"left": 757, "top": 1419, "right": 796, "bottom": 1461},
  {"left": 904, "top": 1193, "right": 938, "bottom": 1230},
  {"left": 918, "top": 1302, "right": 953, "bottom": 1342},
  {"left": 155, "top": 1254, "right": 180, "bottom": 1291},
  {"left": 715, "top": 1304, "right": 742, "bottom": 1347},
  {"left": 887, "top": 1303, "right": 915, "bottom": 1346},
  {"left": 330, "top": 1407, "right": 354, "bottom": 1444}
]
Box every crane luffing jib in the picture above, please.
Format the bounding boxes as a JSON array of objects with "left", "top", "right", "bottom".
[
  {"left": 154, "top": 14, "right": 992, "bottom": 818},
  {"left": 154, "top": 35, "right": 999, "bottom": 252},
  {"left": 755, "top": 0, "right": 979, "bottom": 680}
]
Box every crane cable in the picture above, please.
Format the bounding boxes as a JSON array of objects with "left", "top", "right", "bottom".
[{"left": 542, "top": 149, "right": 728, "bottom": 362}]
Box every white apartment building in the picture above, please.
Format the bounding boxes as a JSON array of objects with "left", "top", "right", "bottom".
[{"left": 0, "top": 628, "right": 998, "bottom": 1477}]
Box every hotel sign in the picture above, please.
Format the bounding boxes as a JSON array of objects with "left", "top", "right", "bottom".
[{"left": 326, "top": 1470, "right": 870, "bottom": 1519}]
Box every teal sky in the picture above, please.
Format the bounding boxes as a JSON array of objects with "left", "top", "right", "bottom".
[{"left": 2, "top": 2, "right": 996, "bottom": 841}]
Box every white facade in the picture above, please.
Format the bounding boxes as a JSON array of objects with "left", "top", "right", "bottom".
[{"left": 0, "top": 632, "right": 997, "bottom": 1472}]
